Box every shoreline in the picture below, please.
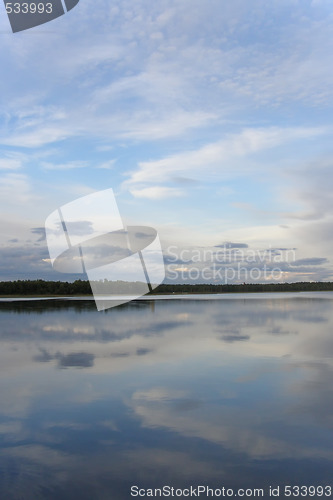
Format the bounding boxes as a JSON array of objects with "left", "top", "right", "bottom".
[{"left": 1, "top": 290, "right": 333, "bottom": 302}]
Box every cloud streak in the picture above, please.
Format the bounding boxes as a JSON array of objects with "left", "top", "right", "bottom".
[{"left": 125, "top": 126, "right": 328, "bottom": 190}]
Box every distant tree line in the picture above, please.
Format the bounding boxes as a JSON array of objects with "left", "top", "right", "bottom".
[
  {"left": 0, "top": 279, "right": 92, "bottom": 296},
  {"left": 1, "top": 279, "right": 333, "bottom": 296},
  {"left": 154, "top": 282, "right": 333, "bottom": 293}
]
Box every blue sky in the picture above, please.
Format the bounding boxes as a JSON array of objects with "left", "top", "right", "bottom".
[{"left": 0, "top": 0, "right": 333, "bottom": 283}]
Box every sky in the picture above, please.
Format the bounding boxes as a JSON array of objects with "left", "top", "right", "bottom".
[{"left": 0, "top": 0, "right": 333, "bottom": 284}]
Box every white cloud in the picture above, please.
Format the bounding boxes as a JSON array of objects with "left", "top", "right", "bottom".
[
  {"left": 41, "top": 161, "right": 90, "bottom": 170},
  {"left": 97, "top": 159, "right": 116, "bottom": 169},
  {"left": 0, "top": 173, "right": 35, "bottom": 204},
  {"left": 1, "top": 1, "right": 332, "bottom": 149},
  {"left": 125, "top": 126, "right": 328, "bottom": 187},
  {"left": 114, "top": 110, "right": 215, "bottom": 140},
  {"left": 130, "top": 186, "right": 184, "bottom": 200},
  {"left": 0, "top": 126, "right": 71, "bottom": 148},
  {"left": 0, "top": 101, "right": 215, "bottom": 148},
  {"left": 0, "top": 158, "right": 22, "bottom": 170}
]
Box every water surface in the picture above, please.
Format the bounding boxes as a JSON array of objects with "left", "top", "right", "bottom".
[{"left": 0, "top": 293, "right": 333, "bottom": 499}]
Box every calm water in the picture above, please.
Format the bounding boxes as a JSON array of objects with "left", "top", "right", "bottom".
[{"left": 0, "top": 293, "right": 333, "bottom": 499}]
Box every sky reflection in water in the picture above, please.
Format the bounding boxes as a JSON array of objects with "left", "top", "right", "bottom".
[{"left": 0, "top": 294, "right": 333, "bottom": 499}]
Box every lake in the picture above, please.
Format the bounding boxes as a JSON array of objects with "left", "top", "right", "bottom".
[{"left": 0, "top": 293, "right": 332, "bottom": 499}]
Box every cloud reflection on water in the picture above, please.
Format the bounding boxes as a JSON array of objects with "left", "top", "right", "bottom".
[{"left": 0, "top": 295, "right": 333, "bottom": 498}]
